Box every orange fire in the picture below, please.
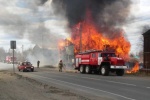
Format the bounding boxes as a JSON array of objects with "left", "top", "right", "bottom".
[
  {"left": 126, "top": 63, "right": 140, "bottom": 73},
  {"left": 70, "top": 11, "right": 130, "bottom": 60},
  {"left": 58, "top": 10, "right": 131, "bottom": 61},
  {"left": 58, "top": 40, "right": 65, "bottom": 49}
]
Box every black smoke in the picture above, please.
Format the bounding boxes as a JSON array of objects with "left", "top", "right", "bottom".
[
  {"left": 40, "top": 0, "right": 48, "bottom": 5},
  {"left": 52, "top": 0, "right": 132, "bottom": 39}
]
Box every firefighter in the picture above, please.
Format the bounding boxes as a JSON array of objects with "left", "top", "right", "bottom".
[
  {"left": 58, "top": 60, "right": 63, "bottom": 72},
  {"left": 37, "top": 60, "right": 40, "bottom": 68}
]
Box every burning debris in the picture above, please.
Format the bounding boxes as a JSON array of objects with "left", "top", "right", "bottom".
[{"left": 126, "top": 62, "right": 140, "bottom": 73}]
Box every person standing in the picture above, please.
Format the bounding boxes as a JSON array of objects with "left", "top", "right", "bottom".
[
  {"left": 37, "top": 60, "right": 40, "bottom": 68},
  {"left": 58, "top": 60, "right": 63, "bottom": 72}
]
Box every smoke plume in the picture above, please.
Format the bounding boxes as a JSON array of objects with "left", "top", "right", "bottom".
[
  {"left": 52, "top": 0, "right": 132, "bottom": 39},
  {"left": 0, "top": 0, "right": 70, "bottom": 65}
]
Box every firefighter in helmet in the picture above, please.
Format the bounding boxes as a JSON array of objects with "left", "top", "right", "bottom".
[{"left": 58, "top": 60, "right": 63, "bottom": 72}]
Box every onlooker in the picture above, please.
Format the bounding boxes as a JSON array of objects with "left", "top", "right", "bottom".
[{"left": 37, "top": 60, "right": 40, "bottom": 68}]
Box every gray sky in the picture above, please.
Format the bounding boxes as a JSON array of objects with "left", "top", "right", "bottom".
[
  {"left": 124, "top": 0, "right": 150, "bottom": 54},
  {"left": 0, "top": 0, "right": 149, "bottom": 54},
  {"left": 0, "top": 0, "right": 70, "bottom": 52}
]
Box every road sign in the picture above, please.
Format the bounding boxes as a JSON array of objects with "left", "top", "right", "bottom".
[
  {"left": 10, "top": 40, "right": 16, "bottom": 73},
  {"left": 10, "top": 41, "right": 16, "bottom": 49}
]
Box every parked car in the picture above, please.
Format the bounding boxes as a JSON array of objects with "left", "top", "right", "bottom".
[{"left": 18, "top": 62, "right": 34, "bottom": 72}]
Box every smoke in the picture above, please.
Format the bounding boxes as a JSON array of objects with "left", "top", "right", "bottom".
[
  {"left": 0, "top": 0, "right": 70, "bottom": 65},
  {"left": 0, "top": 0, "right": 132, "bottom": 65},
  {"left": 0, "top": 0, "right": 69, "bottom": 48},
  {"left": 52, "top": 0, "right": 132, "bottom": 39}
]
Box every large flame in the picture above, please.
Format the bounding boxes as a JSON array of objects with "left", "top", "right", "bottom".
[
  {"left": 126, "top": 63, "right": 140, "bottom": 73},
  {"left": 70, "top": 11, "right": 130, "bottom": 60}
]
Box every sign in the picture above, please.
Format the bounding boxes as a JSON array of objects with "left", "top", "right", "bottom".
[{"left": 10, "top": 41, "right": 16, "bottom": 49}]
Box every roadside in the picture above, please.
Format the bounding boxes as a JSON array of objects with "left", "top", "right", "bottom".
[{"left": 0, "top": 71, "right": 91, "bottom": 100}]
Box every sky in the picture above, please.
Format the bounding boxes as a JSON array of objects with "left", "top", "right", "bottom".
[
  {"left": 123, "top": 0, "right": 150, "bottom": 54},
  {"left": 0, "top": 0, "right": 149, "bottom": 54}
]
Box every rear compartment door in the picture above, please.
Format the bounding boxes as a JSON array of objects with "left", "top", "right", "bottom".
[
  {"left": 75, "top": 58, "right": 81, "bottom": 67},
  {"left": 75, "top": 58, "right": 79, "bottom": 67},
  {"left": 98, "top": 53, "right": 102, "bottom": 65},
  {"left": 90, "top": 53, "right": 97, "bottom": 65}
]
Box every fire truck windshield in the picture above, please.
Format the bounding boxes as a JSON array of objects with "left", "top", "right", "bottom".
[{"left": 100, "top": 53, "right": 116, "bottom": 57}]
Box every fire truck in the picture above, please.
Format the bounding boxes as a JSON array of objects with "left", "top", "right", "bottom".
[
  {"left": 75, "top": 50, "right": 127, "bottom": 76},
  {"left": 5, "top": 56, "right": 17, "bottom": 64}
]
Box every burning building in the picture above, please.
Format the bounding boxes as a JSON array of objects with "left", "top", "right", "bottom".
[
  {"left": 143, "top": 29, "right": 150, "bottom": 69},
  {"left": 55, "top": 0, "right": 132, "bottom": 68},
  {"left": 53, "top": 0, "right": 131, "bottom": 58},
  {"left": 58, "top": 39, "right": 74, "bottom": 67}
]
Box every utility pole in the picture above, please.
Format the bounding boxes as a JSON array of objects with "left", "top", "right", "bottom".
[
  {"left": 88, "top": 28, "right": 91, "bottom": 50},
  {"left": 21, "top": 45, "right": 24, "bottom": 61},
  {"left": 79, "top": 23, "right": 82, "bottom": 53},
  {"left": 41, "top": 32, "right": 44, "bottom": 66}
]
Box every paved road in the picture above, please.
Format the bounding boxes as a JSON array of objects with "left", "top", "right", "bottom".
[{"left": 15, "top": 68, "right": 150, "bottom": 100}]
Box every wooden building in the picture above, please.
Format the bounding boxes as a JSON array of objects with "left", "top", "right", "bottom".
[{"left": 143, "top": 30, "right": 150, "bottom": 69}]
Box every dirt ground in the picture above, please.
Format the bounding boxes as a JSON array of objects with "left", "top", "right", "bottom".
[{"left": 0, "top": 71, "right": 91, "bottom": 100}]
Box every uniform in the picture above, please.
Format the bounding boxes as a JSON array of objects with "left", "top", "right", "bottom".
[{"left": 58, "top": 60, "right": 63, "bottom": 72}]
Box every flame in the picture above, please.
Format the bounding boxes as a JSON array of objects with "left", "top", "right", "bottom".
[
  {"left": 58, "top": 39, "right": 65, "bottom": 51},
  {"left": 70, "top": 11, "right": 130, "bottom": 60},
  {"left": 58, "top": 40, "right": 65, "bottom": 48},
  {"left": 58, "top": 38, "right": 72, "bottom": 50},
  {"left": 58, "top": 10, "right": 131, "bottom": 61},
  {"left": 126, "top": 63, "right": 139, "bottom": 73}
]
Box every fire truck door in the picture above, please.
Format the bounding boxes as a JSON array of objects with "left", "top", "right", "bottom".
[{"left": 90, "top": 53, "right": 97, "bottom": 65}]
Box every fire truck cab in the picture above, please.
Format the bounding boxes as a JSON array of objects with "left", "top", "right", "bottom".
[{"left": 75, "top": 50, "right": 127, "bottom": 76}]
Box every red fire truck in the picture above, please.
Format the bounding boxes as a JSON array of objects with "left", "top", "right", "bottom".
[
  {"left": 5, "top": 56, "right": 17, "bottom": 64},
  {"left": 75, "top": 50, "right": 127, "bottom": 76}
]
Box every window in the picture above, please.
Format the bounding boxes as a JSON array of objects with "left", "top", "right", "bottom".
[
  {"left": 99, "top": 53, "right": 101, "bottom": 57},
  {"left": 101, "top": 53, "right": 116, "bottom": 57},
  {"left": 92, "top": 53, "right": 96, "bottom": 58}
]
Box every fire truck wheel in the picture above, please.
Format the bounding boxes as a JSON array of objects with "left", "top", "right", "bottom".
[
  {"left": 101, "top": 66, "right": 109, "bottom": 76},
  {"left": 85, "top": 65, "right": 91, "bottom": 74},
  {"left": 116, "top": 69, "right": 124, "bottom": 76},
  {"left": 80, "top": 65, "right": 85, "bottom": 74}
]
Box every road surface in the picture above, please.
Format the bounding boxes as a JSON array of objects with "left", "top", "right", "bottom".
[{"left": 15, "top": 68, "right": 150, "bottom": 100}]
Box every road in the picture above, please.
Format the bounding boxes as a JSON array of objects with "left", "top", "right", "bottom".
[
  {"left": 0, "top": 62, "right": 150, "bottom": 100},
  {"left": 15, "top": 68, "right": 150, "bottom": 100}
]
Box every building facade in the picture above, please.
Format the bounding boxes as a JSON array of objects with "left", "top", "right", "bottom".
[{"left": 143, "top": 30, "right": 150, "bottom": 69}]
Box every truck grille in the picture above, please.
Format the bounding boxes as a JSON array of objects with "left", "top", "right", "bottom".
[{"left": 117, "top": 60, "right": 124, "bottom": 66}]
